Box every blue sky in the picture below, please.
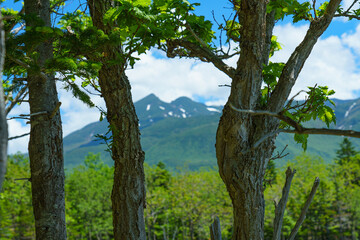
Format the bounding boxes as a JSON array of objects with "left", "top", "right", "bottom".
[{"left": 3, "top": 0, "right": 360, "bottom": 153}]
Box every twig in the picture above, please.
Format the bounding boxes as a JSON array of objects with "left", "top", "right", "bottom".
[
  {"left": 22, "top": 111, "right": 48, "bottom": 117},
  {"left": 270, "top": 145, "right": 289, "bottom": 161},
  {"left": 313, "top": 0, "right": 318, "bottom": 19},
  {"left": 7, "top": 55, "right": 48, "bottom": 81},
  {"left": 343, "top": 0, "right": 359, "bottom": 14},
  {"left": 334, "top": 13, "right": 360, "bottom": 20},
  {"left": 8, "top": 132, "right": 30, "bottom": 141},
  {"left": 7, "top": 116, "right": 30, "bottom": 120},
  {"left": 218, "top": 84, "right": 231, "bottom": 88},
  {"left": 288, "top": 177, "right": 320, "bottom": 240},
  {"left": 272, "top": 167, "right": 296, "bottom": 240},
  {"left": 14, "top": 177, "right": 31, "bottom": 182},
  {"left": 5, "top": 85, "right": 28, "bottom": 115}
]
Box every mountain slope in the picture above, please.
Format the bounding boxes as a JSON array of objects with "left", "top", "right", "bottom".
[{"left": 63, "top": 94, "right": 360, "bottom": 169}]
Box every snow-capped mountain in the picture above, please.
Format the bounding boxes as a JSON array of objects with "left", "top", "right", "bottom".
[{"left": 135, "top": 94, "right": 221, "bottom": 129}]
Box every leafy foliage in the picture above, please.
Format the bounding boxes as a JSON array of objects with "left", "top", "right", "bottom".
[
  {"left": 280, "top": 85, "right": 337, "bottom": 150},
  {"left": 2, "top": 149, "right": 360, "bottom": 239}
]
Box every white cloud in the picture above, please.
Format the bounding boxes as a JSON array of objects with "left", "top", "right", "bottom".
[
  {"left": 342, "top": 24, "right": 360, "bottom": 56},
  {"left": 272, "top": 23, "right": 360, "bottom": 100},
  {"left": 7, "top": 119, "right": 29, "bottom": 154},
  {"left": 127, "top": 51, "right": 231, "bottom": 103}
]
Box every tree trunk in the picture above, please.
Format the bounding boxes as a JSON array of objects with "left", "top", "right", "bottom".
[
  {"left": 24, "top": 0, "right": 66, "bottom": 239},
  {"left": 0, "top": 11, "right": 7, "bottom": 192},
  {"left": 87, "top": 1, "right": 146, "bottom": 239},
  {"left": 216, "top": 104, "right": 277, "bottom": 240},
  {"left": 215, "top": 1, "right": 278, "bottom": 239}
]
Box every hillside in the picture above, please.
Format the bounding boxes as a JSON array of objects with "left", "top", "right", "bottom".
[{"left": 63, "top": 94, "right": 360, "bottom": 169}]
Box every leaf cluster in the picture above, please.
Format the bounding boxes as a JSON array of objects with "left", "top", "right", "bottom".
[
  {"left": 282, "top": 85, "right": 336, "bottom": 150},
  {"left": 267, "top": 0, "right": 313, "bottom": 22}
]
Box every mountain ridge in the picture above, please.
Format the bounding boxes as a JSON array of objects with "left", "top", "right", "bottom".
[{"left": 63, "top": 94, "right": 360, "bottom": 169}]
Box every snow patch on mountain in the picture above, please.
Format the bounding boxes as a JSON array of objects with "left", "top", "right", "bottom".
[
  {"left": 207, "top": 107, "right": 221, "bottom": 113},
  {"left": 159, "top": 106, "right": 165, "bottom": 110},
  {"left": 146, "top": 104, "right": 151, "bottom": 111},
  {"left": 344, "top": 102, "right": 357, "bottom": 118}
]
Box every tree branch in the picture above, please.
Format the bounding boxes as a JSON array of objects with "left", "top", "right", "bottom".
[
  {"left": 166, "top": 39, "right": 236, "bottom": 79},
  {"left": 8, "top": 132, "right": 30, "bottom": 141},
  {"left": 268, "top": 0, "right": 342, "bottom": 112},
  {"left": 5, "top": 7, "right": 25, "bottom": 36},
  {"left": 185, "top": 23, "right": 209, "bottom": 50},
  {"left": 334, "top": 13, "right": 360, "bottom": 20},
  {"left": 280, "top": 128, "right": 360, "bottom": 138},
  {"left": 5, "top": 85, "right": 28, "bottom": 115},
  {"left": 288, "top": 177, "right": 320, "bottom": 240},
  {"left": 273, "top": 167, "right": 296, "bottom": 240},
  {"left": 7, "top": 55, "right": 48, "bottom": 81},
  {"left": 343, "top": 0, "right": 359, "bottom": 14},
  {"left": 230, "top": 104, "right": 360, "bottom": 138}
]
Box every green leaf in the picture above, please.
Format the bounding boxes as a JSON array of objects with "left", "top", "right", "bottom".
[
  {"left": 294, "top": 133, "right": 309, "bottom": 151},
  {"left": 133, "top": 0, "right": 151, "bottom": 7}
]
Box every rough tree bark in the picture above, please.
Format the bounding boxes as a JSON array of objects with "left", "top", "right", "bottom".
[
  {"left": 87, "top": 1, "right": 146, "bottom": 239},
  {"left": 24, "top": 0, "right": 66, "bottom": 238},
  {"left": 0, "top": 11, "right": 8, "bottom": 192},
  {"left": 167, "top": 0, "right": 342, "bottom": 239},
  {"left": 215, "top": 1, "right": 341, "bottom": 239}
]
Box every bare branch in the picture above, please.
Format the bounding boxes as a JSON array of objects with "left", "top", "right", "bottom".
[
  {"left": 11, "top": 23, "right": 25, "bottom": 35},
  {"left": 343, "top": 0, "right": 359, "bottom": 14},
  {"left": 288, "top": 177, "right": 320, "bottom": 240},
  {"left": 313, "top": 0, "right": 318, "bottom": 19},
  {"left": 273, "top": 167, "right": 296, "bottom": 240},
  {"left": 268, "top": 0, "right": 342, "bottom": 112},
  {"left": 14, "top": 177, "right": 31, "bottom": 182},
  {"left": 8, "top": 132, "right": 30, "bottom": 141},
  {"left": 5, "top": 7, "right": 25, "bottom": 36},
  {"left": 334, "top": 13, "right": 360, "bottom": 20},
  {"left": 5, "top": 85, "right": 28, "bottom": 115},
  {"left": 270, "top": 145, "right": 289, "bottom": 161},
  {"left": 49, "top": 102, "right": 61, "bottom": 119}
]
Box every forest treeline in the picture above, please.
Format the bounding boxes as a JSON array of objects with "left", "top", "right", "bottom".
[{"left": 0, "top": 139, "right": 359, "bottom": 240}]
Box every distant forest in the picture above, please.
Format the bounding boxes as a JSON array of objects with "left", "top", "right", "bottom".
[{"left": 1, "top": 139, "right": 359, "bottom": 240}]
